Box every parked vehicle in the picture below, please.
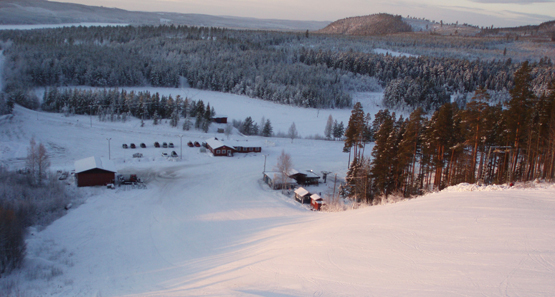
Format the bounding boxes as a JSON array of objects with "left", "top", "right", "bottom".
[
  {"left": 154, "top": 142, "right": 160, "bottom": 148},
  {"left": 117, "top": 174, "right": 146, "bottom": 189},
  {"left": 130, "top": 143, "right": 136, "bottom": 149},
  {"left": 140, "top": 143, "right": 146, "bottom": 148},
  {"left": 133, "top": 153, "right": 143, "bottom": 158},
  {"left": 122, "top": 144, "right": 128, "bottom": 149},
  {"left": 187, "top": 141, "right": 194, "bottom": 147},
  {"left": 171, "top": 151, "right": 178, "bottom": 158},
  {"left": 163, "top": 142, "right": 168, "bottom": 148},
  {"left": 169, "top": 142, "right": 174, "bottom": 148},
  {"left": 194, "top": 141, "right": 200, "bottom": 147},
  {"left": 161, "top": 152, "right": 168, "bottom": 157}
]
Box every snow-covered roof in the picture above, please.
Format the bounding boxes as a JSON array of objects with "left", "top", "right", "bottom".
[
  {"left": 264, "top": 171, "right": 297, "bottom": 183},
  {"left": 231, "top": 139, "right": 264, "bottom": 148},
  {"left": 311, "top": 193, "right": 323, "bottom": 201},
  {"left": 75, "top": 156, "right": 117, "bottom": 174},
  {"left": 206, "top": 137, "right": 232, "bottom": 150},
  {"left": 305, "top": 171, "right": 320, "bottom": 178},
  {"left": 288, "top": 169, "right": 301, "bottom": 176},
  {"left": 294, "top": 187, "right": 310, "bottom": 197}
]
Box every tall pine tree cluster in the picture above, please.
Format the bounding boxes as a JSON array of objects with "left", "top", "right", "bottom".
[{"left": 344, "top": 62, "right": 555, "bottom": 204}]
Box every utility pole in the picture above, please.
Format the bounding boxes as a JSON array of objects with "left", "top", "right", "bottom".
[
  {"left": 179, "top": 135, "right": 184, "bottom": 160},
  {"left": 333, "top": 173, "right": 337, "bottom": 205},
  {"left": 89, "top": 105, "right": 92, "bottom": 127},
  {"left": 263, "top": 154, "right": 268, "bottom": 174},
  {"left": 106, "top": 138, "right": 112, "bottom": 160}
]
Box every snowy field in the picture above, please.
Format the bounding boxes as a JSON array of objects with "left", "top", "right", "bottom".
[
  {"left": 1, "top": 99, "right": 555, "bottom": 295},
  {"left": 43, "top": 86, "right": 385, "bottom": 138}
]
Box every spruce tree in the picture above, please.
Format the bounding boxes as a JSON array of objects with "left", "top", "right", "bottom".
[{"left": 262, "top": 119, "right": 273, "bottom": 137}]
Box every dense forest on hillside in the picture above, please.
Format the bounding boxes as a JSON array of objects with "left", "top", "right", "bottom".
[
  {"left": 342, "top": 62, "right": 555, "bottom": 202},
  {"left": 0, "top": 24, "right": 554, "bottom": 115}
]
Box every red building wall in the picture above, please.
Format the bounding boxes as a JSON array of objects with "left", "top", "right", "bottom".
[
  {"left": 76, "top": 169, "right": 115, "bottom": 187},
  {"left": 210, "top": 145, "right": 235, "bottom": 156}
]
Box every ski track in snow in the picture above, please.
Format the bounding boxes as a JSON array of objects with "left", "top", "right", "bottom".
[{"left": 1, "top": 104, "right": 555, "bottom": 296}]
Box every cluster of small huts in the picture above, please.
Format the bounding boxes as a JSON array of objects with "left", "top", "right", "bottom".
[
  {"left": 263, "top": 169, "right": 325, "bottom": 210},
  {"left": 263, "top": 169, "right": 320, "bottom": 189},
  {"left": 294, "top": 187, "right": 325, "bottom": 210}
]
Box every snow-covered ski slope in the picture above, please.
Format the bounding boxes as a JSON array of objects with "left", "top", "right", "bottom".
[{"left": 1, "top": 99, "right": 555, "bottom": 296}]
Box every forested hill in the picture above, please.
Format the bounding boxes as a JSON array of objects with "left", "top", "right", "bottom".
[
  {"left": 317, "top": 14, "right": 412, "bottom": 36},
  {"left": 0, "top": 0, "right": 329, "bottom": 31}
]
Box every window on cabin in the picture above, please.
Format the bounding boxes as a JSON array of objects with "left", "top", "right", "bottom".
[{"left": 216, "top": 150, "right": 220, "bottom": 154}]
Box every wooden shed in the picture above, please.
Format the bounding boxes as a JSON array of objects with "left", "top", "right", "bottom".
[
  {"left": 294, "top": 187, "right": 311, "bottom": 204},
  {"left": 206, "top": 137, "right": 236, "bottom": 157},
  {"left": 310, "top": 193, "right": 325, "bottom": 210},
  {"left": 74, "top": 156, "right": 117, "bottom": 187},
  {"left": 213, "top": 116, "right": 228, "bottom": 124}
]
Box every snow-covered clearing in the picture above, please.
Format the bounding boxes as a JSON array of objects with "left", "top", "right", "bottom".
[
  {"left": 373, "top": 48, "right": 418, "bottom": 58},
  {"left": 1, "top": 102, "right": 554, "bottom": 296},
  {"left": 47, "top": 86, "right": 384, "bottom": 138}
]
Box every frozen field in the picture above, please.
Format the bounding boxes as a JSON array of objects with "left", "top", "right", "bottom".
[{"left": 1, "top": 100, "right": 554, "bottom": 296}]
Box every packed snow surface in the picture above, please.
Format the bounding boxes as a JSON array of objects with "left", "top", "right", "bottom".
[{"left": 1, "top": 102, "right": 555, "bottom": 296}]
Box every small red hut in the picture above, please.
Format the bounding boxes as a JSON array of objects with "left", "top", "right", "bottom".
[{"left": 310, "top": 193, "right": 325, "bottom": 210}]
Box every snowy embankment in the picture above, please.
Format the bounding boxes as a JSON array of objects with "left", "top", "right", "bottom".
[{"left": 1, "top": 104, "right": 554, "bottom": 296}]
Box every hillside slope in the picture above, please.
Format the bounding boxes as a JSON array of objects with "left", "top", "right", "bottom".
[
  {"left": 317, "top": 13, "right": 412, "bottom": 36},
  {"left": 0, "top": 0, "right": 329, "bottom": 31},
  {"left": 1, "top": 104, "right": 555, "bottom": 296}
]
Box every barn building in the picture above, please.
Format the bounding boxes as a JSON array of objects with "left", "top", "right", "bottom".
[
  {"left": 206, "top": 137, "right": 236, "bottom": 157},
  {"left": 74, "top": 156, "right": 117, "bottom": 187}
]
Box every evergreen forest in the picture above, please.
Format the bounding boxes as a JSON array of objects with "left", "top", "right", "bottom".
[{"left": 0, "top": 24, "right": 554, "bottom": 116}]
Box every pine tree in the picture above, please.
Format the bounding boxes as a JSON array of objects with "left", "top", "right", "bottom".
[
  {"left": 262, "top": 119, "right": 273, "bottom": 137},
  {"left": 344, "top": 102, "right": 366, "bottom": 159},
  {"left": 182, "top": 118, "right": 192, "bottom": 131},
  {"left": 396, "top": 108, "right": 424, "bottom": 195},
  {"left": 241, "top": 116, "right": 254, "bottom": 135},
  {"left": 506, "top": 61, "right": 536, "bottom": 180},
  {"left": 170, "top": 110, "right": 179, "bottom": 127},
  {"left": 335, "top": 121, "right": 345, "bottom": 140},
  {"left": 370, "top": 111, "right": 395, "bottom": 197},
  {"left": 153, "top": 111, "right": 159, "bottom": 125}
]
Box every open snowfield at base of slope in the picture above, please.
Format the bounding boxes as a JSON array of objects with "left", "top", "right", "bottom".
[{"left": 1, "top": 102, "right": 555, "bottom": 296}]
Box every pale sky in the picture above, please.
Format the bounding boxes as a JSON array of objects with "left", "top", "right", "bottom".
[{"left": 56, "top": 0, "right": 555, "bottom": 27}]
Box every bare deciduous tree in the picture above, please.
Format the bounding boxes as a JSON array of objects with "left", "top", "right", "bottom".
[
  {"left": 275, "top": 150, "right": 293, "bottom": 190},
  {"left": 37, "top": 143, "right": 50, "bottom": 185},
  {"left": 26, "top": 137, "right": 50, "bottom": 185},
  {"left": 288, "top": 122, "right": 298, "bottom": 143}
]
